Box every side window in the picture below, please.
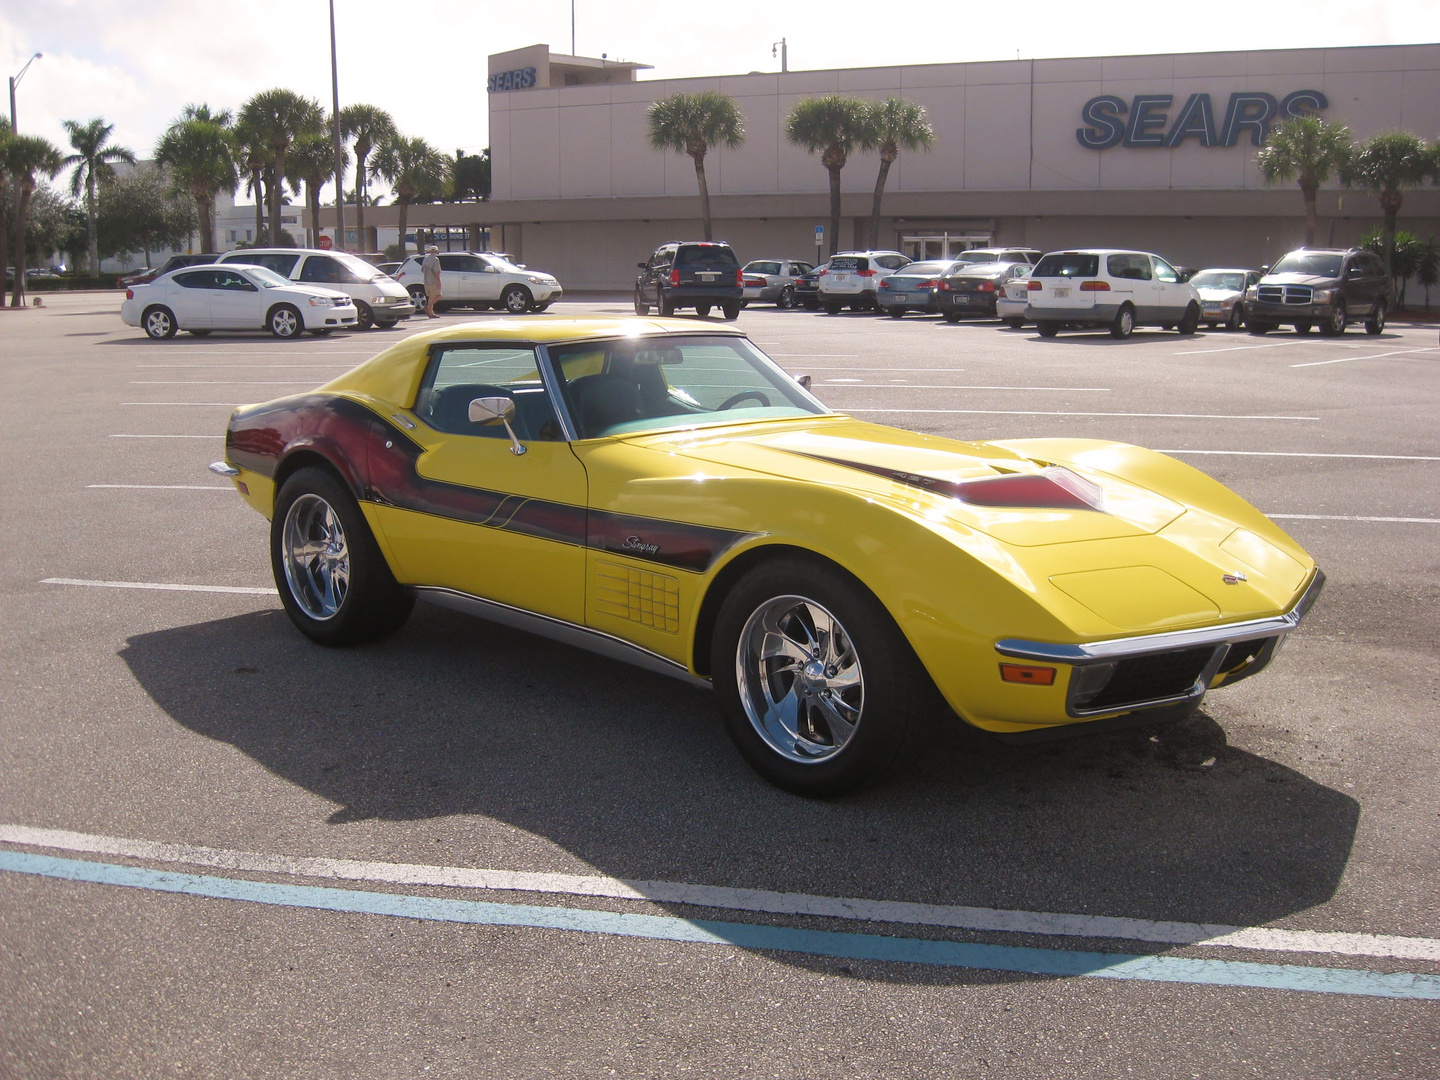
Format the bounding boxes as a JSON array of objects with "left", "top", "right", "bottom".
[
  {"left": 794, "top": 263, "right": 813, "bottom": 275},
  {"left": 1362, "top": 254, "right": 1385, "bottom": 277},
  {"left": 173, "top": 270, "right": 216, "bottom": 289},
  {"left": 216, "top": 270, "right": 253, "bottom": 291},
  {"left": 251, "top": 253, "right": 299, "bottom": 276},
  {"left": 1107, "top": 254, "right": 1150, "bottom": 280},
  {"left": 1152, "top": 257, "right": 1178, "bottom": 283},
  {"left": 298, "top": 256, "right": 341, "bottom": 283},
  {"left": 437, "top": 254, "right": 470, "bottom": 272},
  {"left": 415, "top": 345, "right": 562, "bottom": 442}
]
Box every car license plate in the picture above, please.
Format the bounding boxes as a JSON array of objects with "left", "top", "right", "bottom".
[
  {"left": 699, "top": 273, "right": 716, "bottom": 282},
  {"left": 1053, "top": 286, "right": 1070, "bottom": 298},
  {"left": 1203, "top": 302, "right": 1222, "bottom": 310},
  {"left": 890, "top": 292, "right": 909, "bottom": 303},
  {"left": 833, "top": 273, "right": 849, "bottom": 282},
  {"left": 954, "top": 295, "right": 971, "bottom": 304}
]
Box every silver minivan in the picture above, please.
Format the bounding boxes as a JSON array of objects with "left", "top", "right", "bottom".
[{"left": 216, "top": 248, "right": 415, "bottom": 329}]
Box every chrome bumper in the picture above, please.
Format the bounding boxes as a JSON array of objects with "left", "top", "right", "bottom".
[{"left": 996, "top": 569, "right": 1325, "bottom": 717}]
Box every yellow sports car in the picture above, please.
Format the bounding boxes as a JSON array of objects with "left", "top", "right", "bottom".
[{"left": 212, "top": 318, "right": 1322, "bottom": 796}]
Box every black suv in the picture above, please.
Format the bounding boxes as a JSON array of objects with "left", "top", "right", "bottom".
[
  {"left": 118, "top": 253, "right": 220, "bottom": 288},
  {"left": 1245, "top": 248, "right": 1390, "bottom": 336},
  {"left": 635, "top": 242, "right": 743, "bottom": 319}
]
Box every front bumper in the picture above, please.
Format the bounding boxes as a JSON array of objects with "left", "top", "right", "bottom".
[
  {"left": 304, "top": 303, "right": 359, "bottom": 329},
  {"left": 372, "top": 297, "right": 416, "bottom": 319},
  {"left": 996, "top": 569, "right": 1324, "bottom": 719},
  {"left": 1245, "top": 301, "right": 1329, "bottom": 322}
]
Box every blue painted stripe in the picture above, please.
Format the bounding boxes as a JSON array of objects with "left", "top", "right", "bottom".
[{"left": 5, "top": 850, "right": 1438, "bottom": 1000}]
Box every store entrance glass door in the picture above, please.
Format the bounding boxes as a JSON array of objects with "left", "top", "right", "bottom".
[{"left": 901, "top": 234, "right": 992, "bottom": 261}]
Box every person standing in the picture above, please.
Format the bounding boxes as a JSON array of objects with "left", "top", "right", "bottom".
[{"left": 422, "top": 244, "right": 442, "bottom": 318}]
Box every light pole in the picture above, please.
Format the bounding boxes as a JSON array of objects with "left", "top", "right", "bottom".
[
  {"left": 329, "top": 1, "right": 346, "bottom": 250},
  {"left": 9, "top": 52, "right": 42, "bottom": 132},
  {"left": 771, "top": 38, "right": 787, "bottom": 74}
]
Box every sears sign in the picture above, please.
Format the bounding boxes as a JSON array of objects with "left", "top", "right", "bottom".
[
  {"left": 488, "top": 66, "right": 538, "bottom": 93},
  {"left": 1076, "top": 90, "right": 1328, "bottom": 149}
]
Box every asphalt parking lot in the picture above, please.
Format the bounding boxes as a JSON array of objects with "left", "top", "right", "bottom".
[{"left": 2, "top": 293, "right": 1436, "bottom": 1078}]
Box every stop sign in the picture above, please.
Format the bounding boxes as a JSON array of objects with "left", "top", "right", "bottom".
[{"left": 317, "top": 235, "right": 333, "bottom": 250}]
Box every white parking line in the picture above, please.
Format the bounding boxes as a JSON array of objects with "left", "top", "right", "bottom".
[
  {"left": 1290, "top": 347, "right": 1439, "bottom": 368},
  {"left": 136, "top": 364, "right": 358, "bottom": 369},
  {"left": 87, "top": 485, "right": 232, "bottom": 491},
  {"left": 846, "top": 409, "right": 1319, "bottom": 420},
  {"left": 2, "top": 824, "right": 1435, "bottom": 962},
  {"left": 41, "top": 578, "right": 275, "bottom": 595},
  {"left": 1174, "top": 341, "right": 1308, "bottom": 356},
  {"left": 822, "top": 384, "right": 1111, "bottom": 392},
  {"left": 1159, "top": 450, "right": 1440, "bottom": 461},
  {"left": 1269, "top": 514, "right": 1440, "bottom": 524},
  {"left": 109, "top": 434, "right": 220, "bottom": 439},
  {"left": 121, "top": 402, "right": 240, "bottom": 407}
]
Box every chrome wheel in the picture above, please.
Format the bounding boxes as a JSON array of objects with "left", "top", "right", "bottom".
[
  {"left": 502, "top": 285, "right": 531, "bottom": 313},
  {"left": 280, "top": 493, "right": 350, "bottom": 620},
  {"left": 735, "top": 594, "right": 864, "bottom": 764},
  {"left": 269, "top": 305, "right": 301, "bottom": 338},
  {"left": 143, "top": 307, "right": 176, "bottom": 339}
]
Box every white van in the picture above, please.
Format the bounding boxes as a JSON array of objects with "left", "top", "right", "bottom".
[
  {"left": 1025, "top": 249, "right": 1201, "bottom": 339},
  {"left": 216, "top": 248, "right": 415, "bottom": 329}
]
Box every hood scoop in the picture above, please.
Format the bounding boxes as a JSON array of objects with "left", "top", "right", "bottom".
[{"left": 793, "top": 452, "right": 1106, "bottom": 512}]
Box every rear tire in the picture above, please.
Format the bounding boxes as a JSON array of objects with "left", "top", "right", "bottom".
[
  {"left": 659, "top": 296, "right": 676, "bottom": 317},
  {"left": 721, "top": 300, "right": 742, "bottom": 321},
  {"left": 711, "top": 557, "right": 935, "bottom": 797},
  {"left": 1109, "top": 305, "right": 1135, "bottom": 339},
  {"left": 1037, "top": 320, "right": 1060, "bottom": 338},
  {"left": 777, "top": 285, "right": 796, "bottom": 309},
  {"left": 1365, "top": 300, "right": 1386, "bottom": 335},
  {"left": 270, "top": 466, "right": 414, "bottom": 646},
  {"left": 695, "top": 303, "right": 712, "bottom": 318},
  {"left": 142, "top": 306, "right": 177, "bottom": 339}
]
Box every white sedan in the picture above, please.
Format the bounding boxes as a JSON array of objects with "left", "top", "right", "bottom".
[{"left": 121, "top": 263, "right": 358, "bottom": 340}]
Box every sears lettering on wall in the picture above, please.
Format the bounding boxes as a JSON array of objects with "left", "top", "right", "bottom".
[
  {"left": 487, "top": 67, "right": 538, "bottom": 93},
  {"left": 1076, "top": 91, "right": 1328, "bottom": 149}
]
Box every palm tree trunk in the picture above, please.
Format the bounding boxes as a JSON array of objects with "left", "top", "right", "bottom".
[
  {"left": 827, "top": 165, "right": 842, "bottom": 257},
  {"left": 11, "top": 182, "right": 34, "bottom": 306},
  {"left": 1300, "top": 181, "right": 1318, "bottom": 249},
  {"left": 0, "top": 176, "right": 8, "bottom": 308},
  {"left": 308, "top": 183, "right": 321, "bottom": 249},
  {"left": 87, "top": 174, "right": 100, "bottom": 277},
  {"left": 1380, "top": 191, "right": 1402, "bottom": 283},
  {"left": 868, "top": 157, "right": 894, "bottom": 250},
  {"left": 692, "top": 153, "right": 712, "bottom": 242},
  {"left": 397, "top": 199, "right": 409, "bottom": 257},
  {"left": 355, "top": 153, "right": 367, "bottom": 253},
  {"left": 194, "top": 184, "right": 215, "bottom": 253},
  {"left": 251, "top": 167, "right": 264, "bottom": 242},
  {"left": 269, "top": 151, "right": 286, "bottom": 244}
]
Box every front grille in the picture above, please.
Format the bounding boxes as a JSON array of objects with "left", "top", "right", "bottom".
[
  {"left": 1082, "top": 646, "right": 1217, "bottom": 711},
  {"left": 1257, "top": 284, "right": 1313, "bottom": 305}
]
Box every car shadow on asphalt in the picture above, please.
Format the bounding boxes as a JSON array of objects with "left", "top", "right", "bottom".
[{"left": 118, "top": 602, "right": 1358, "bottom": 983}]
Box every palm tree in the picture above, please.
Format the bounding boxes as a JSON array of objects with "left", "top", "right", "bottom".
[
  {"left": 1342, "top": 131, "right": 1433, "bottom": 280},
  {"left": 288, "top": 132, "right": 339, "bottom": 248},
  {"left": 231, "top": 118, "right": 268, "bottom": 244},
  {"left": 154, "top": 104, "right": 237, "bottom": 253},
  {"left": 3, "top": 134, "right": 64, "bottom": 305},
  {"left": 238, "top": 89, "right": 325, "bottom": 245},
  {"left": 859, "top": 97, "right": 934, "bottom": 249},
  {"left": 1255, "top": 116, "right": 1353, "bottom": 248},
  {"left": 648, "top": 92, "right": 745, "bottom": 242},
  {"left": 1415, "top": 235, "right": 1440, "bottom": 312},
  {"left": 61, "top": 117, "right": 135, "bottom": 276},
  {"left": 339, "top": 104, "right": 396, "bottom": 252},
  {"left": 370, "top": 136, "right": 449, "bottom": 258},
  {"left": 786, "top": 95, "right": 870, "bottom": 256}
]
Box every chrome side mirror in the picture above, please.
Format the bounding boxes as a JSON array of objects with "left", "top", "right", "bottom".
[
  {"left": 468, "top": 396, "right": 526, "bottom": 455},
  {"left": 796, "top": 373, "right": 812, "bottom": 390}
]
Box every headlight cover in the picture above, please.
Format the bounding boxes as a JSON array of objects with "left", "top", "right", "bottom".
[
  {"left": 1311, "top": 289, "right": 1332, "bottom": 303},
  {"left": 307, "top": 296, "right": 334, "bottom": 307}
]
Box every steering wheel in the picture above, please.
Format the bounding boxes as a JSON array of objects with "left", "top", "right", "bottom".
[{"left": 717, "top": 390, "right": 771, "bottom": 410}]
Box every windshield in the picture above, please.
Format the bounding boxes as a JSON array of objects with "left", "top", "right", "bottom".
[
  {"left": 954, "top": 251, "right": 1000, "bottom": 265},
  {"left": 550, "top": 335, "right": 828, "bottom": 439},
  {"left": 333, "top": 252, "right": 386, "bottom": 281},
  {"left": 245, "top": 266, "right": 294, "bottom": 289},
  {"left": 1189, "top": 271, "right": 1245, "bottom": 291},
  {"left": 1271, "top": 252, "right": 1344, "bottom": 277},
  {"left": 950, "top": 262, "right": 1014, "bottom": 279},
  {"left": 482, "top": 253, "right": 523, "bottom": 272}
]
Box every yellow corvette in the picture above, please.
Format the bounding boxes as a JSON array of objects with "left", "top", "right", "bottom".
[{"left": 213, "top": 318, "right": 1322, "bottom": 796}]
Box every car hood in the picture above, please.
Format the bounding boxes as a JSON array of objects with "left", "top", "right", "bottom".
[
  {"left": 624, "top": 418, "right": 1184, "bottom": 547},
  {"left": 1196, "top": 287, "right": 1241, "bottom": 301},
  {"left": 1261, "top": 273, "right": 1340, "bottom": 288}
]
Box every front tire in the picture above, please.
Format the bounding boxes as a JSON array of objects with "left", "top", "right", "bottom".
[
  {"left": 1365, "top": 300, "right": 1386, "bottom": 335},
  {"left": 1226, "top": 304, "right": 1244, "bottom": 331},
  {"left": 1177, "top": 303, "right": 1199, "bottom": 335},
  {"left": 1318, "top": 304, "right": 1347, "bottom": 336},
  {"left": 501, "top": 285, "right": 532, "bottom": 314},
  {"left": 268, "top": 304, "right": 303, "bottom": 339},
  {"left": 1109, "top": 304, "right": 1135, "bottom": 339},
  {"left": 354, "top": 301, "right": 375, "bottom": 330},
  {"left": 1249, "top": 321, "right": 1274, "bottom": 335},
  {"left": 271, "top": 467, "right": 414, "bottom": 646},
  {"left": 711, "top": 557, "right": 933, "bottom": 797},
  {"left": 143, "top": 306, "right": 177, "bottom": 339}
]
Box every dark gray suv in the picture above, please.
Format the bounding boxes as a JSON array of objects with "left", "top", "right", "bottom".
[
  {"left": 1245, "top": 248, "right": 1390, "bottom": 336},
  {"left": 635, "top": 242, "right": 743, "bottom": 319}
]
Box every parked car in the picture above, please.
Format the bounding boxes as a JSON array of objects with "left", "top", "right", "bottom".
[
  {"left": 935, "top": 261, "right": 1033, "bottom": 323},
  {"left": 818, "top": 250, "right": 911, "bottom": 313},
  {"left": 394, "top": 250, "right": 562, "bottom": 315},
  {"left": 634, "top": 241, "right": 743, "bottom": 319},
  {"left": 1189, "top": 268, "right": 1262, "bottom": 330},
  {"left": 374, "top": 261, "right": 403, "bottom": 278},
  {"left": 1026, "top": 249, "right": 1202, "bottom": 339},
  {"left": 217, "top": 248, "right": 415, "bottom": 329},
  {"left": 1244, "top": 248, "right": 1389, "bottom": 336},
  {"left": 951, "top": 247, "right": 1044, "bottom": 268},
  {"left": 741, "top": 259, "right": 814, "bottom": 308},
  {"left": 121, "top": 263, "right": 358, "bottom": 339},
  {"left": 118, "top": 254, "right": 221, "bottom": 289},
  {"left": 996, "top": 276, "right": 1032, "bottom": 328},
  {"left": 875, "top": 260, "right": 955, "bottom": 317},
  {"left": 212, "top": 317, "right": 1323, "bottom": 795},
  {"left": 793, "top": 261, "right": 828, "bottom": 310}
]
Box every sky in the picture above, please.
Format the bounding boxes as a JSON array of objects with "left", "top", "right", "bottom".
[{"left": 4, "top": 0, "right": 1436, "bottom": 205}]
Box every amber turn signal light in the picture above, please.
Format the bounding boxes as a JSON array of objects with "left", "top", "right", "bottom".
[{"left": 999, "top": 663, "right": 1057, "bottom": 686}]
